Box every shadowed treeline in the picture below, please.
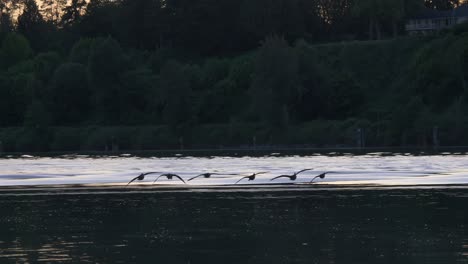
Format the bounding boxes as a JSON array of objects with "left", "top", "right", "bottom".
[
  {"left": 2, "top": 0, "right": 460, "bottom": 52},
  {"left": 1, "top": 0, "right": 468, "bottom": 152}
]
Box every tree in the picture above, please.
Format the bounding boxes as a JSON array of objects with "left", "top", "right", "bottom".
[
  {"left": 117, "top": 0, "right": 163, "bottom": 49},
  {"left": 33, "top": 52, "right": 61, "bottom": 83},
  {"left": 47, "top": 63, "right": 90, "bottom": 124},
  {"left": 0, "top": 75, "right": 14, "bottom": 126},
  {"left": 40, "top": 0, "right": 67, "bottom": 25},
  {"left": 0, "top": 13, "right": 13, "bottom": 34},
  {"left": 411, "top": 35, "right": 465, "bottom": 109},
  {"left": 119, "top": 67, "right": 158, "bottom": 124},
  {"left": 425, "top": 0, "right": 460, "bottom": 9},
  {"left": 17, "top": 0, "right": 44, "bottom": 32},
  {"left": 0, "top": 33, "right": 33, "bottom": 69},
  {"left": 61, "top": 0, "right": 87, "bottom": 27},
  {"left": 250, "top": 36, "right": 300, "bottom": 127},
  {"left": 88, "top": 37, "right": 127, "bottom": 123},
  {"left": 69, "top": 38, "right": 94, "bottom": 64},
  {"left": 323, "top": 75, "right": 364, "bottom": 119},
  {"left": 0, "top": 0, "right": 20, "bottom": 29},
  {"left": 159, "top": 60, "right": 193, "bottom": 130},
  {"left": 239, "top": 0, "right": 306, "bottom": 44},
  {"left": 383, "top": 0, "right": 405, "bottom": 37},
  {"left": 17, "top": 0, "right": 48, "bottom": 50},
  {"left": 79, "top": 0, "right": 120, "bottom": 39},
  {"left": 23, "top": 99, "right": 51, "bottom": 127},
  {"left": 316, "top": 0, "right": 354, "bottom": 38},
  {"left": 0, "top": 68, "right": 36, "bottom": 126},
  {"left": 351, "top": 0, "right": 422, "bottom": 39},
  {"left": 0, "top": 0, "right": 17, "bottom": 34},
  {"left": 294, "top": 41, "right": 327, "bottom": 121},
  {"left": 390, "top": 96, "right": 426, "bottom": 145},
  {"left": 352, "top": 0, "right": 385, "bottom": 39}
]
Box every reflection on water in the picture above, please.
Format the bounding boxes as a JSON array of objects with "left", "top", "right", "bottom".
[
  {"left": 1, "top": 154, "right": 468, "bottom": 186},
  {"left": 0, "top": 189, "right": 467, "bottom": 263}
]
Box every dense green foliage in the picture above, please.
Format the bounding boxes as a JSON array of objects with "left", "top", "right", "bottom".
[{"left": 1, "top": 0, "right": 468, "bottom": 152}]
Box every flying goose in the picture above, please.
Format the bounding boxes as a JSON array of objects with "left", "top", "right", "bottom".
[
  {"left": 235, "top": 172, "right": 268, "bottom": 184},
  {"left": 270, "top": 168, "right": 314, "bottom": 181}
]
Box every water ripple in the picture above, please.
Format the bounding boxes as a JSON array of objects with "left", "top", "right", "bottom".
[{"left": 0, "top": 155, "right": 467, "bottom": 188}]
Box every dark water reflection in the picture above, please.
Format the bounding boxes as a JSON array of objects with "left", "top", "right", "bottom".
[{"left": 0, "top": 188, "right": 467, "bottom": 263}]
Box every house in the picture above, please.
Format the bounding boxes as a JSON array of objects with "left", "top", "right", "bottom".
[{"left": 406, "top": 5, "right": 468, "bottom": 35}]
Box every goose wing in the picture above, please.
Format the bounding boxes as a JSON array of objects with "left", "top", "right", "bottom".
[
  {"left": 211, "top": 172, "right": 242, "bottom": 176},
  {"left": 142, "top": 171, "right": 159, "bottom": 176},
  {"left": 235, "top": 176, "right": 249, "bottom": 184},
  {"left": 152, "top": 174, "right": 166, "bottom": 184},
  {"left": 295, "top": 168, "right": 313, "bottom": 175},
  {"left": 172, "top": 174, "right": 186, "bottom": 184},
  {"left": 270, "top": 175, "right": 290, "bottom": 181},
  {"left": 310, "top": 172, "right": 327, "bottom": 183},
  {"left": 188, "top": 174, "right": 204, "bottom": 181},
  {"left": 126, "top": 176, "right": 140, "bottom": 186}
]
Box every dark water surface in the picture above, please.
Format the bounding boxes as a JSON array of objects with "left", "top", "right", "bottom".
[{"left": 0, "top": 187, "right": 467, "bottom": 263}]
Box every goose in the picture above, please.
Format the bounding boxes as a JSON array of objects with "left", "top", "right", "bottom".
[
  {"left": 188, "top": 172, "right": 241, "bottom": 181},
  {"left": 270, "top": 168, "right": 314, "bottom": 181},
  {"left": 126, "top": 172, "right": 159, "bottom": 186},
  {"left": 153, "top": 173, "right": 186, "bottom": 184},
  {"left": 235, "top": 172, "right": 268, "bottom": 184},
  {"left": 309, "top": 172, "right": 327, "bottom": 183}
]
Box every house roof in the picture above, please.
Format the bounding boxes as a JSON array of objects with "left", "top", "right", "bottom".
[{"left": 410, "top": 4, "right": 468, "bottom": 20}]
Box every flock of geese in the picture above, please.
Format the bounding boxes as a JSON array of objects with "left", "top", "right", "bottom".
[{"left": 126, "top": 168, "right": 327, "bottom": 186}]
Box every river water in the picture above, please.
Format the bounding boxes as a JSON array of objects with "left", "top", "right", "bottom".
[{"left": 0, "top": 153, "right": 467, "bottom": 263}]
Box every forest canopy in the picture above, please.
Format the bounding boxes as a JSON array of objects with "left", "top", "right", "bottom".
[{"left": 1, "top": 0, "right": 468, "bottom": 152}]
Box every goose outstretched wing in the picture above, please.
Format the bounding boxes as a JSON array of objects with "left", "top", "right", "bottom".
[
  {"left": 270, "top": 175, "right": 291, "bottom": 181},
  {"left": 294, "top": 168, "right": 313, "bottom": 175},
  {"left": 126, "top": 176, "right": 141, "bottom": 186},
  {"left": 310, "top": 172, "right": 327, "bottom": 183}
]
